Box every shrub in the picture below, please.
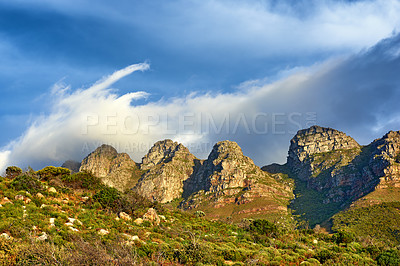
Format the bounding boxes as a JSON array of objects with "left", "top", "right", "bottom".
[
  {"left": 315, "top": 249, "right": 336, "bottom": 264},
  {"left": 61, "top": 172, "right": 101, "bottom": 190},
  {"left": 333, "top": 231, "right": 354, "bottom": 244},
  {"left": 36, "top": 166, "right": 70, "bottom": 181},
  {"left": 248, "top": 219, "right": 278, "bottom": 237},
  {"left": 5, "top": 166, "right": 22, "bottom": 179},
  {"left": 10, "top": 174, "right": 43, "bottom": 194},
  {"left": 376, "top": 250, "right": 400, "bottom": 266},
  {"left": 0, "top": 238, "right": 18, "bottom": 265},
  {"left": 93, "top": 186, "right": 122, "bottom": 211},
  {"left": 174, "top": 242, "right": 211, "bottom": 264}
]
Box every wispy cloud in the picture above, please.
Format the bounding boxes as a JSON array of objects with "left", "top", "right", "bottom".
[{"left": 1, "top": 32, "right": 400, "bottom": 172}]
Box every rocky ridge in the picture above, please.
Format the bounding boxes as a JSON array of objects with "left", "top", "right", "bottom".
[
  {"left": 180, "top": 141, "right": 293, "bottom": 219},
  {"left": 79, "top": 144, "right": 140, "bottom": 191},
  {"left": 286, "top": 126, "right": 400, "bottom": 204},
  {"left": 133, "top": 140, "right": 199, "bottom": 203},
  {"left": 369, "top": 130, "right": 400, "bottom": 189},
  {"left": 78, "top": 140, "right": 293, "bottom": 221}
]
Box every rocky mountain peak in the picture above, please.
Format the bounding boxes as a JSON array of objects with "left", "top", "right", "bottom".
[
  {"left": 371, "top": 130, "right": 400, "bottom": 159},
  {"left": 369, "top": 130, "right": 400, "bottom": 188},
  {"left": 288, "top": 125, "right": 360, "bottom": 164},
  {"left": 94, "top": 144, "right": 118, "bottom": 157},
  {"left": 133, "top": 140, "right": 198, "bottom": 203},
  {"left": 209, "top": 140, "right": 243, "bottom": 160},
  {"left": 80, "top": 145, "right": 139, "bottom": 191},
  {"left": 141, "top": 139, "right": 190, "bottom": 170},
  {"left": 181, "top": 140, "right": 294, "bottom": 219}
]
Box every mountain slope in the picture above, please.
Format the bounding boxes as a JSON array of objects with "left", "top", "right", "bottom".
[{"left": 180, "top": 140, "right": 294, "bottom": 222}]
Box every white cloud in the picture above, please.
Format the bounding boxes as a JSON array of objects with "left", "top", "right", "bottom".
[{"left": 1, "top": 32, "right": 400, "bottom": 172}]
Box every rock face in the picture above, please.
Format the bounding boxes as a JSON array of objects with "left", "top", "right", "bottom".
[
  {"left": 180, "top": 141, "right": 293, "bottom": 220},
  {"left": 288, "top": 125, "right": 360, "bottom": 180},
  {"left": 133, "top": 140, "right": 199, "bottom": 203},
  {"left": 80, "top": 144, "right": 140, "bottom": 191},
  {"left": 286, "top": 126, "right": 400, "bottom": 204},
  {"left": 369, "top": 131, "right": 400, "bottom": 189}
]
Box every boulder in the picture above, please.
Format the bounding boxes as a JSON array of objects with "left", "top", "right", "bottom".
[
  {"left": 98, "top": 229, "right": 109, "bottom": 235},
  {"left": 119, "top": 212, "right": 132, "bottom": 221},
  {"left": 143, "top": 208, "right": 160, "bottom": 225}
]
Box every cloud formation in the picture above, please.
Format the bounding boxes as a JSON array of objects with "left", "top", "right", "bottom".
[{"left": 1, "top": 32, "right": 400, "bottom": 173}]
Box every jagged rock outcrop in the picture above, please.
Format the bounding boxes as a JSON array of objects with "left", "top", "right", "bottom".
[
  {"left": 288, "top": 125, "right": 360, "bottom": 180},
  {"left": 133, "top": 140, "right": 199, "bottom": 203},
  {"left": 286, "top": 126, "right": 400, "bottom": 204},
  {"left": 80, "top": 144, "right": 140, "bottom": 191},
  {"left": 181, "top": 141, "right": 293, "bottom": 220},
  {"left": 369, "top": 131, "right": 400, "bottom": 188}
]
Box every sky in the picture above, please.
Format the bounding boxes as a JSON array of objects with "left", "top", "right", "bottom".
[{"left": 1, "top": 0, "right": 400, "bottom": 171}]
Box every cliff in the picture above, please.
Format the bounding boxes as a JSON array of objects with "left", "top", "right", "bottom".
[{"left": 79, "top": 144, "right": 140, "bottom": 191}]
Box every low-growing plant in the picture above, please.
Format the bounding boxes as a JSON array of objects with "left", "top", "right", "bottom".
[
  {"left": 5, "top": 166, "right": 22, "bottom": 179},
  {"left": 36, "top": 166, "right": 71, "bottom": 181},
  {"left": 93, "top": 186, "right": 122, "bottom": 211},
  {"left": 333, "top": 231, "right": 355, "bottom": 244},
  {"left": 376, "top": 249, "right": 400, "bottom": 266},
  {"left": 248, "top": 219, "right": 279, "bottom": 237},
  {"left": 10, "top": 174, "right": 43, "bottom": 194},
  {"left": 61, "top": 171, "right": 101, "bottom": 190}
]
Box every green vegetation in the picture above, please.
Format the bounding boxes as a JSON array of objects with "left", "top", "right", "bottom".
[
  {"left": 36, "top": 166, "right": 71, "bottom": 181},
  {"left": 10, "top": 174, "right": 44, "bottom": 194},
  {"left": 333, "top": 202, "right": 400, "bottom": 246},
  {"left": 0, "top": 167, "right": 397, "bottom": 265},
  {"left": 5, "top": 166, "right": 22, "bottom": 179}
]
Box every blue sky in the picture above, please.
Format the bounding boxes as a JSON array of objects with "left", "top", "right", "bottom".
[{"left": 1, "top": 0, "right": 400, "bottom": 170}]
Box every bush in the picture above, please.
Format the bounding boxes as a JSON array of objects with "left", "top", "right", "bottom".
[
  {"left": 174, "top": 242, "right": 216, "bottom": 264},
  {"left": 0, "top": 238, "right": 18, "bottom": 265},
  {"left": 93, "top": 186, "right": 122, "bottom": 211},
  {"left": 5, "top": 166, "right": 22, "bottom": 179},
  {"left": 315, "top": 249, "right": 336, "bottom": 264},
  {"left": 61, "top": 172, "right": 101, "bottom": 190},
  {"left": 377, "top": 250, "right": 400, "bottom": 266},
  {"left": 10, "top": 174, "right": 43, "bottom": 194},
  {"left": 248, "top": 219, "right": 278, "bottom": 237},
  {"left": 333, "top": 231, "right": 354, "bottom": 244},
  {"left": 36, "top": 166, "right": 70, "bottom": 181}
]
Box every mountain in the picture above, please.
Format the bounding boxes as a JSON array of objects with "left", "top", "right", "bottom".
[
  {"left": 79, "top": 140, "right": 293, "bottom": 221},
  {"left": 180, "top": 140, "right": 293, "bottom": 221},
  {"left": 3, "top": 126, "right": 400, "bottom": 264},
  {"left": 77, "top": 126, "right": 400, "bottom": 227},
  {"left": 79, "top": 144, "right": 141, "bottom": 191},
  {"left": 133, "top": 139, "right": 200, "bottom": 203},
  {"left": 274, "top": 125, "right": 400, "bottom": 227}
]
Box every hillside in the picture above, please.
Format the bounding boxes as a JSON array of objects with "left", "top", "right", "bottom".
[{"left": 0, "top": 167, "right": 396, "bottom": 265}]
